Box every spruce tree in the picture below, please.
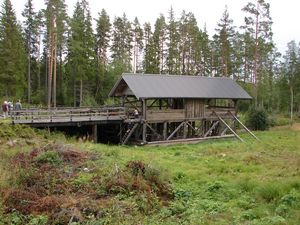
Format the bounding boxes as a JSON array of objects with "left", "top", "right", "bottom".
[
  {"left": 22, "top": 0, "right": 40, "bottom": 103},
  {"left": 166, "top": 7, "right": 180, "bottom": 74},
  {"left": 132, "top": 17, "right": 143, "bottom": 73},
  {"left": 215, "top": 5, "right": 235, "bottom": 77},
  {"left": 66, "top": 0, "right": 96, "bottom": 106},
  {"left": 110, "top": 14, "right": 132, "bottom": 72},
  {"left": 95, "top": 9, "right": 111, "bottom": 102},
  {"left": 283, "top": 41, "right": 299, "bottom": 122},
  {"left": 0, "top": 0, "right": 26, "bottom": 98},
  {"left": 179, "top": 11, "right": 200, "bottom": 75}
]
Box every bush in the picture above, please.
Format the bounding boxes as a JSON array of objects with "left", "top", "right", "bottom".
[{"left": 246, "top": 107, "right": 269, "bottom": 131}]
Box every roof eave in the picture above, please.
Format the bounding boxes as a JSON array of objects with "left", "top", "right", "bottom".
[{"left": 108, "top": 75, "right": 125, "bottom": 97}]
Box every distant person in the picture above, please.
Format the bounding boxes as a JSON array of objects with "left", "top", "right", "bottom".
[
  {"left": 7, "top": 101, "right": 13, "bottom": 114},
  {"left": 2, "top": 101, "right": 8, "bottom": 118},
  {"left": 14, "top": 100, "right": 22, "bottom": 117},
  {"left": 133, "top": 109, "right": 139, "bottom": 119}
]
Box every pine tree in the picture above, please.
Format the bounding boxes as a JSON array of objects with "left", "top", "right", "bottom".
[
  {"left": 0, "top": 0, "right": 26, "bottom": 98},
  {"left": 242, "top": 0, "right": 274, "bottom": 104},
  {"left": 44, "top": 0, "right": 68, "bottom": 107}
]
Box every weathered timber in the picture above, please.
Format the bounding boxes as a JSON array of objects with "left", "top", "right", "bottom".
[
  {"left": 212, "top": 110, "right": 244, "bottom": 142},
  {"left": 147, "top": 134, "right": 235, "bottom": 146},
  {"left": 228, "top": 111, "right": 259, "bottom": 140},
  {"left": 147, "top": 109, "right": 185, "bottom": 122}
]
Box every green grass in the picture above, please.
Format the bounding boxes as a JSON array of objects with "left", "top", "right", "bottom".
[{"left": 1, "top": 122, "right": 300, "bottom": 224}]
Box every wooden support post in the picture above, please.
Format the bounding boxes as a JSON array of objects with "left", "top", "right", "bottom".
[
  {"left": 183, "top": 122, "right": 188, "bottom": 139},
  {"left": 201, "top": 119, "right": 205, "bottom": 136},
  {"left": 163, "top": 122, "right": 167, "bottom": 140},
  {"left": 142, "top": 99, "right": 147, "bottom": 143},
  {"left": 93, "top": 124, "right": 98, "bottom": 143},
  {"left": 142, "top": 99, "right": 147, "bottom": 120},
  {"left": 142, "top": 122, "right": 147, "bottom": 143}
]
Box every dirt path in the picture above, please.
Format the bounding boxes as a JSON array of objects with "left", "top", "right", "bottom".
[
  {"left": 291, "top": 123, "right": 300, "bottom": 131},
  {"left": 272, "top": 122, "right": 300, "bottom": 131}
]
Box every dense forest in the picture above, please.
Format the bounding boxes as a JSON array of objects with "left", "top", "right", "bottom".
[{"left": 0, "top": 0, "right": 299, "bottom": 114}]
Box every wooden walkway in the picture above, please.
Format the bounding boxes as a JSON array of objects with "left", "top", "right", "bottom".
[{"left": 11, "top": 107, "right": 126, "bottom": 126}]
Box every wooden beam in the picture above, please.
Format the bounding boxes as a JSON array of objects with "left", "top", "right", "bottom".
[
  {"left": 228, "top": 111, "right": 259, "bottom": 140},
  {"left": 122, "top": 123, "right": 139, "bottom": 145},
  {"left": 148, "top": 99, "right": 159, "bottom": 108},
  {"left": 203, "top": 121, "right": 219, "bottom": 137},
  {"left": 220, "top": 121, "right": 235, "bottom": 136},
  {"left": 92, "top": 124, "right": 98, "bottom": 143},
  {"left": 212, "top": 111, "right": 244, "bottom": 142},
  {"left": 186, "top": 121, "right": 198, "bottom": 134},
  {"left": 147, "top": 134, "right": 235, "bottom": 146},
  {"left": 163, "top": 122, "right": 167, "bottom": 140},
  {"left": 167, "top": 121, "right": 185, "bottom": 140},
  {"left": 146, "top": 123, "right": 162, "bottom": 139}
]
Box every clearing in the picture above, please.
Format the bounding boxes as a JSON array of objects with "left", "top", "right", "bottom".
[{"left": 0, "top": 122, "right": 300, "bottom": 224}]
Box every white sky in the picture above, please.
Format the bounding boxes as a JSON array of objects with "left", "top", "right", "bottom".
[{"left": 5, "top": 0, "right": 300, "bottom": 54}]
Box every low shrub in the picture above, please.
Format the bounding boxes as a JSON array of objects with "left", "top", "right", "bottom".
[{"left": 246, "top": 107, "right": 269, "bottom": 131}]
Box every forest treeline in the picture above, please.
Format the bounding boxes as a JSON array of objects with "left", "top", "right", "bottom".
[{"left": 0, "top": 0, "right": 299, "bottom": 113}]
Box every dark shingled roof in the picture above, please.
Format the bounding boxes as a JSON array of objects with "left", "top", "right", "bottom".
[{"left": 109, "top": 73, "right": 252, "bottom": 100}]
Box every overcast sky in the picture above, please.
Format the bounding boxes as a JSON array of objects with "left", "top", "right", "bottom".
[{"left": 6, "top": 0, "right": 300, "bottom": 54}]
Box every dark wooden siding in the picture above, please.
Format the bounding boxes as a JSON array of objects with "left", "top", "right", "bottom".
[{"left": 185, "top": 99, "right": 205, "bottom": 118}]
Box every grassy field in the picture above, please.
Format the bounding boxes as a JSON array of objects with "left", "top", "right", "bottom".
[{"left": 0, "top": 122, "right": 300, "bottom": 224}]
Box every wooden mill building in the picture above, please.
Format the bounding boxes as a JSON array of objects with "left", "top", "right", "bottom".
[
  {"left": 109, "top": 73, "right": 255, "bottom": 144},
  {"left": 12, "top": 73, "right": 256, "bottom": 144}
]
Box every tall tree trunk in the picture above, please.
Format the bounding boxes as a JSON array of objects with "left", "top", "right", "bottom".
[
  {"left": 52, "top": 42, "right": 57, "bottom": 108},
  {"left": 254, "top": 1, "right": 259, "bottom": 107},
  {"left": 80, "top": 79, "right": 83, "bottom": 107},
  {"left": 290, "top": 85, "right": 294, "bottom": 125},
  {"left": 27, "top": 50, "right": 31, "bottom": 104}
]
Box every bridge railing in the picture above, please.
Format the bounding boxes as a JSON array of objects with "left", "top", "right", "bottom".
[{"left": 11, "top": 107, "right": 126, "bottom": 124}]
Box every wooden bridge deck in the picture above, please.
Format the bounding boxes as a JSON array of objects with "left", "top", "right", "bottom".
[{"left": 11, "top": 107, "right": 126, "bottom": 126}]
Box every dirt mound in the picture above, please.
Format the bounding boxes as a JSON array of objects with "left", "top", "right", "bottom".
[
  {"left": 105, "top": 161, "right": 173, "bottom": 198},
  {"left": 2, "top": 146, "right": 173, "bottom": 224},
  {"left": 2, "top": 189, "right": 61, "bottom": 215},
  {"left": 12, "top": 143, "right": 88, "bottom": 168}
]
